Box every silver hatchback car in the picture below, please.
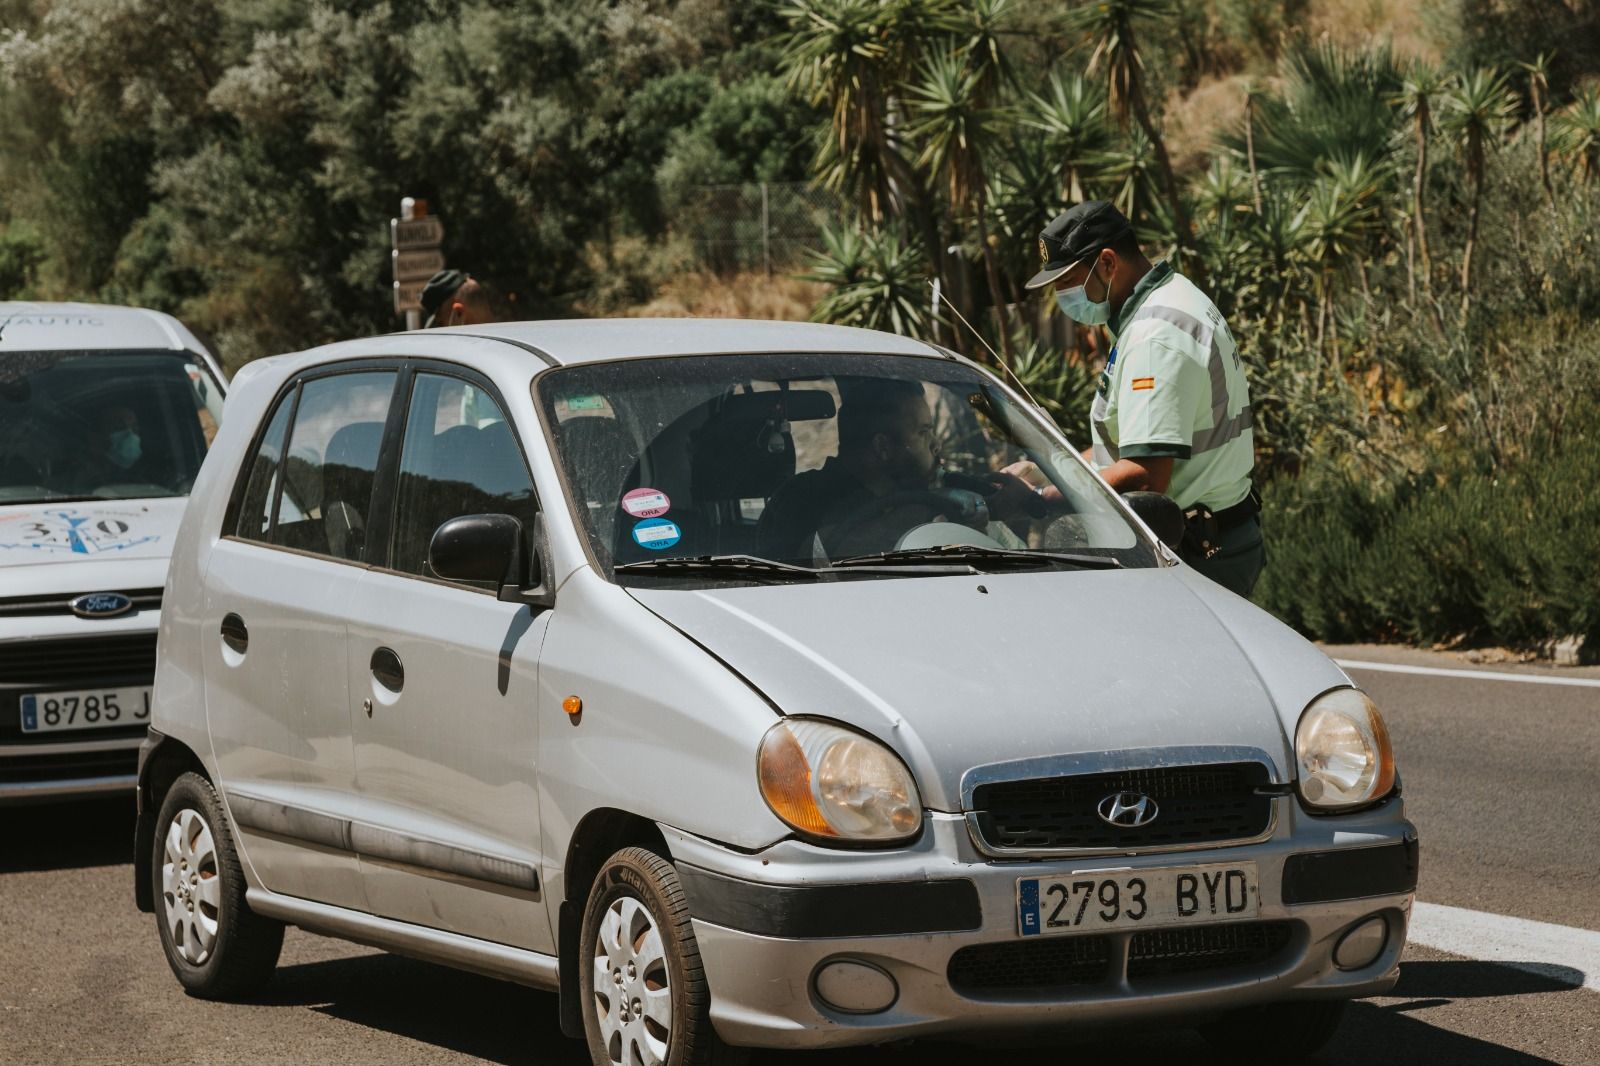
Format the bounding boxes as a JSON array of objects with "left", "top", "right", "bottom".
[{"left": 137, "top": 320, "right": 1416, "bottom": 1064}]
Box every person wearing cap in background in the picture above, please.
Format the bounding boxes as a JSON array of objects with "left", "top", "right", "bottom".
[
  {"left": 1021, "top": 200, "right": 1263, "bottom": 599},
  {"left": 420, "top": 269, "right": 496, "bottom": 328}
]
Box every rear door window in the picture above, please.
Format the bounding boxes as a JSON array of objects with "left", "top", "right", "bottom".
[{"left": 231, "top": 370, "right": 397, "bottom": 562}]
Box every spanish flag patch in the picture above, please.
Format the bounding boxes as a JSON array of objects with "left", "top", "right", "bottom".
[{"left": 1131, "top": 376, "right": 1155, "bottom": 391}]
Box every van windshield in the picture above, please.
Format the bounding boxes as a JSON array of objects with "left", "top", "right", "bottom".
[
  {"left": 0, "top": 350, "right": 224, "bottom": 505},
  {"left": 536, "top": 353, "right": 1160, "bottom": 583}
]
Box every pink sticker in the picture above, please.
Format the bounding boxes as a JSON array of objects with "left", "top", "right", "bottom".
[{"left": 621, "top": 487, "right": 671, "bottom": 518}]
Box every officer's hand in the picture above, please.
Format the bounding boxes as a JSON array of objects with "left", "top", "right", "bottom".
[
  {"left": 1000, "top": 460, "right": 1063, "bottom": 508},
  {"left": 983, "top": 470, "right": 1046, "bottom": 519}
]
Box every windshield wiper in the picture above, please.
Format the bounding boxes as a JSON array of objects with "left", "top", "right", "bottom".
[
  {"left": 615, "top": 553, "right": 971, "bottom": 581},
  {"left": 832, "top": 544, "right": 1123, "bottom": 571}
]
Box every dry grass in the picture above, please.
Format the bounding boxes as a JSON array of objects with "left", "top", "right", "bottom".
[
  {"left": 1305, "top": 0, "right": 1439, "bottom": 63},
  {"left": 619, "top": 270, "right": 825, "bottom": 321},
  {"left": 1165, "top": 73, "right": 1256, "bottom": 176}
]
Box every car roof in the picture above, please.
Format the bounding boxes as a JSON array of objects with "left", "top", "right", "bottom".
[
  {"left": 300, "top": 318, "right": 950, "bottom": 371},
  {"left": 0, "top": 301, "right": 210, "bottom": 354}
]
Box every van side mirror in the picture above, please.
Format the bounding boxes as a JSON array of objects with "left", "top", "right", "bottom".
[
  {"left": 429, "top": 513, "right": 555, "bottom": 609},
  {"left": 1122, "top": 491, "right": 1186, "bottom": 552}
]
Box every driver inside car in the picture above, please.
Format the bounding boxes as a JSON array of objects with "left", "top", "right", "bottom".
[{"left": 759, "top": 379, "right": 1037, "bottom": 560}]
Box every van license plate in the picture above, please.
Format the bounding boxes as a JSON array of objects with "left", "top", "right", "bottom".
[
  {"left": 1017, "top": 861, "right": 1259, "bottom": 937},
  {"left": 20, "top": 687, "right": 151, "bottom": 734}
]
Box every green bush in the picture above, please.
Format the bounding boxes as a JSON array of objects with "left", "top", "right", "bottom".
[{"left": 1257, "top": 414, "right": 1600, "bottom": 650}]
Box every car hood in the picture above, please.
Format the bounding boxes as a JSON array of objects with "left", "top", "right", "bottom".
[
  {"left": 630, "top": 567, "right": 1349, "bottom": 812},
  {"left": 0, "top": 498, "right": 184, "bottom": 596}
]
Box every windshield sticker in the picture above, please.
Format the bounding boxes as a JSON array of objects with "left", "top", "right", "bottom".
[
  {"left": 630, "top": 518, "right": 681, "bottom": 551},
  {"left": 0, "top": 508, "right": 159, "bottom": 555},
  {"left": 621, "top": 487, "right": 671, "bottom": 518},
  {"left": 565, "top": 395, "right": 607, "bottom": 411}
]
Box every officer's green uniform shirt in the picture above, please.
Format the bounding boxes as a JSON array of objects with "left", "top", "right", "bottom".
[{"left": 1089, "top": 262, "right": 1255, "bottom": 512}]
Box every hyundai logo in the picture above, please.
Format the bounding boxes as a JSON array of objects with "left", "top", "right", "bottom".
[
  {"left": 69, "top": 592, "right": 133, "bottom": 619},
  {"left": 1097, "top": 791, "right": 1159, "bottom": 828}
]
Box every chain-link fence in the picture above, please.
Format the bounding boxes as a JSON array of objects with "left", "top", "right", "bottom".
[{"left": 677, "top": 182, "right": 847, "bottom": 274}]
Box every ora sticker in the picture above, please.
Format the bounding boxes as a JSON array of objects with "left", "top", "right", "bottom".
[
  {"left": 621, "top": 487, "right": 671, "bottom": 518},
  {"left": 631, "top": 518, "right": 682, "bottom": 551}
]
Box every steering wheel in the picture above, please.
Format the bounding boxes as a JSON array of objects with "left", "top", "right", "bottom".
[{"left": 824, "top": 488, "right": 990, "bottom": 555}]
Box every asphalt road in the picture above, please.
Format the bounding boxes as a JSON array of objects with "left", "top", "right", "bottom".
[{"left": 2, "top": 644, "right": 1596, "bottom": 1065}]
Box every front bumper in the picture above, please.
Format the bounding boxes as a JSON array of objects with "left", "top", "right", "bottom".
[
  {"left": 0, "top": 735, "right": 142, "bottom": 803},
  {"left": 665, "top": 797, "right": 1417, "bottom": 1050}
]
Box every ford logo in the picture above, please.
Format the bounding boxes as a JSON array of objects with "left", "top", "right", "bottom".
[
  {"left": 1097, "top": 790, "right": 1159, "bottom": 829},
  {"left": 70, "top": 592, "right": 133, "bottom": 619}
]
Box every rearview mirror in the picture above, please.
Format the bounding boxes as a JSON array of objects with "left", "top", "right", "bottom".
[
  {"left": 1122, "top": 491, "right": 1186, "bottom": 552},
  {"left": 429, "top": 513, "right": 555, "bottom": 608}
]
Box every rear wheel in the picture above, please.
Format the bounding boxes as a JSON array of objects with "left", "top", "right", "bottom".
[
  {"left": 1199, "top": 1000, "right": 1347, "bottom": 1062},
  {"left": 153, "top": 772, "right": 283, "bottom": 999},
  {"left": 578, "top": 847, "right": 744, "bottom": 1066}
]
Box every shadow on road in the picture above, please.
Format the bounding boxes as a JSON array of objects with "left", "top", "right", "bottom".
[
  {"left": 260, "top": 952, "right": 1581, "bottom": 1066},
  {"left": 0, "top": 795, "right": 134, "bottom": 873}
]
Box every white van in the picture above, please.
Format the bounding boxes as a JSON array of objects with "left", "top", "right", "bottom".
[{"left": 0, "top": 302, "right": 226, "bottom": 802}]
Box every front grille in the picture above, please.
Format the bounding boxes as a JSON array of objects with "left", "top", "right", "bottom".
[
  {"left": 947, "top": 921, "right": 1295, "bottom": 998},
  {"left": 948, "top": 935, "right": 1111, "bottom": 995},
  {"left": 0, "top": 634, "right": 158, "bottom": 742},
  {"left": 0, "top": 633, "right": 159, "bottom": 686},
  {"left": 0, "top": 588, "right": 162, "bottom": 618},
  {"left": 0, "top": 745, "right": 138, "bottom": 784},
  {"left": 970, "top": 762, "right": 1273, "bottom": 853},
  {"left": 1128, "top": 920, "right": 1294, "bottom": 979}
]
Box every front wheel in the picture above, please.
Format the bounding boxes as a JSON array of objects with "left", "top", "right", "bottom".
[
  {"left": 1199, "top": 1000, "right": 1347, "bottom": 1062},
  {"left": 578, "top": 847, "right": 743, "bottom": 1066},
  {"left": 153, "top": 772, "right": 283, "bottom": 999}
]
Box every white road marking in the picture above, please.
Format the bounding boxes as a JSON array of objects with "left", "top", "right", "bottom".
[
  {"left": 1336, "top": 659, "right": 1600, "bottom": 689},
  {"left": 1409, "top": 902, "right": 1600, "bottom": 992}
]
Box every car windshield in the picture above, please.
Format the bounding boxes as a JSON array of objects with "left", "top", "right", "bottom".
[
  {"left": 0, "top": 349, "right": 224, "bottom": 505},
  {"left": 536, "top": 352, "right": 1160, "bottom": 584}
]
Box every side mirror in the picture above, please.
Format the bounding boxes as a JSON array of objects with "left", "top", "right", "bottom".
[
  {"left": 1122, "top": 491, "right": 1186, "bottom": 552},
  {"left": 429, "top": 513, "right": 555, "bottom": 609}
]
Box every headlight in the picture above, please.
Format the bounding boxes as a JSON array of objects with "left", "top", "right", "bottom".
[
  {"left": 758, "top": 719, "right": 922, "bottom": 844},
  {"left": 1294, "top": 688, "right": 1397, "bottom": 811}
]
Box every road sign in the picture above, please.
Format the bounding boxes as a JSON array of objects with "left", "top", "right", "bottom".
[
  {"left": 391, "top": 215, "right": 444, "bottom": 249},
  {"left": 392, "top": 247, "right": 445, "bottom": 282},
  {"left": 394, "top": 279, "right": 428, "bottom": 315}
]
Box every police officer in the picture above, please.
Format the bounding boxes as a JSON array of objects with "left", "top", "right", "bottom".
[{"left": 1024, "top": 201, "right": 1263, "bottom": 598}]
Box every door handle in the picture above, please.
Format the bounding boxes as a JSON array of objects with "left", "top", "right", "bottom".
[
  {"left": 370, "top": 646, "right": 404, "bottom": 692},
  {"left": 220, "top": 613, "right": 249, "bottom": 655}
]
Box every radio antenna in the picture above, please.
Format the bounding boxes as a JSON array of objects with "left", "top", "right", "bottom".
[{"left": 928, "top": 280, "right": 1045, "bottom": 410}]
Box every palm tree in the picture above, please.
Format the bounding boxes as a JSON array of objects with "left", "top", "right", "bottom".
[
  {"left": 1025, "top": 69, "right": 1111, "bottom": 202},
  {"left": 780, "top": 0, "right": 959, "bottom": 222},
  {"left": 1390, "top": 62, "right": 1447, "bottom": 296},
  {"left": 1440, "top": 67, "right": 1518, "bottom": 313},
  {"left": 1519, "top": 52, "right": 1554, "bottom": 202},
  {"left": 1065, "top": 0, "right": 1195, "bottom": 271},
  {"left": 803, "top": 223, "right": 931, "bottom": 336},
  {"left": 907, "top": 49, "right": 1017, "bottom": 356},
  {"left": 1552, "top": 84, "right": 1600, "bottom": 183},
  {"left": 1297, "top": 155, "right": 1384, "bottom": 367},
  {"left": 1242, "top": 80, "right": 1263, "bottom": 212}
]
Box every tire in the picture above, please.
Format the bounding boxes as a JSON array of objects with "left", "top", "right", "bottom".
[
  {"left": 1199, "top": 1000, "right": 1347, "bottom": 1062},
  {"left": 152, "top": 771, "right": 284, "bottom": 999},
  {"left": 578, "top": 847, "right": 745, "bottom": 1066}
]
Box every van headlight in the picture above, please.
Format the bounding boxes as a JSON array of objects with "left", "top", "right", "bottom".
[
  {"left": 1295, "top": 688, "right": 1397, "bottom": 811},
  {"left": 758, "top": 719, "right": 922, "bottom": 844}
]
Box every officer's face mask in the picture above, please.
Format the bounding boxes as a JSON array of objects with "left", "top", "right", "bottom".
[
  {"left": 107, "top": 429, "right": 141, "bottom": 469},
  {"left": 1055, "top": 258, "right": 1112, "bottom": 326}
]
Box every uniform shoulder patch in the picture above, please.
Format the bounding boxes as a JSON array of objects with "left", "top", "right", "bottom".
[{"left": 1131, "top": 376, "right": 1155, "bottom": 391}]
